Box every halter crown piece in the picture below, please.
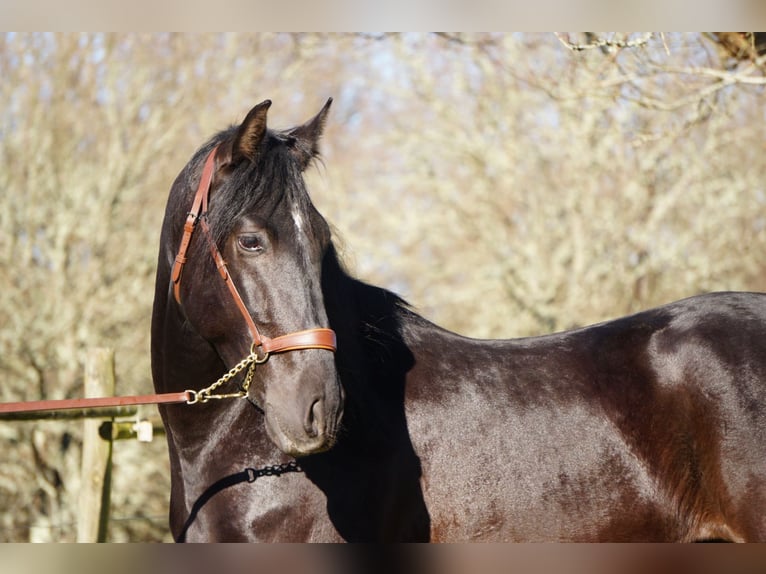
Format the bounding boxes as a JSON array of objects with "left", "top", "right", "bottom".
[{"left": 170, "top": 144, "right": 337, "bottom": 357}]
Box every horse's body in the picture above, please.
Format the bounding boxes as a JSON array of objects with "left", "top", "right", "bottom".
[{"left": 152, "top": 100, "right": 766, "bottom": 542}]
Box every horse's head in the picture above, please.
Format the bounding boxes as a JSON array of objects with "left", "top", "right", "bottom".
[{"left": 171, "top": 99, "right": 343, "bottom": 457}]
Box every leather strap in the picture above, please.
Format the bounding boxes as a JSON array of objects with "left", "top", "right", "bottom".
[
  {"left": 261, "top": 328, "right": 337, "bottom": 354},
  {"left": 171, "top": 144, "right": 217, "bottom": 304},
  {"left": 199, "top": 217, "right": 263, "bottom": 345},
  {"left": 0, "top": 391, "right": 192, "bottom": 414}
]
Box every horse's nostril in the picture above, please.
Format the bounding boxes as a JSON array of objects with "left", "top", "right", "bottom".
[{"left": 305, "top": 399, "right": 324, "bottom": 438}]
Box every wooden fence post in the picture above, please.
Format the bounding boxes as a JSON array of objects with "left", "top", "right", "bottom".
[{"left": 76, "top": 348, "right": 115, "bottom": 543}]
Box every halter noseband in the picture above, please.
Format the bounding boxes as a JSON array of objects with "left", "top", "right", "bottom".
[{"left": 170, "top": 144, "right": 337, "bottom": 357}]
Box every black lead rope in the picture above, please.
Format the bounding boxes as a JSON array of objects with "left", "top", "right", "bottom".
[{"left": 177, "top": 461, "right": 303, "bottom": 542}]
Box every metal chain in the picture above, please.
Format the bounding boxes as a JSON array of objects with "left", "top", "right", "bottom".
[
  {"left": 245, "top": 460, "right": 303, "bottom": 482},
  {"left": 186, "top": 346, "right": 269, "bottom": 405}
]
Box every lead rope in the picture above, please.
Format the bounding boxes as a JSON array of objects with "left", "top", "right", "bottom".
[
  {"left": 177, "top": 459, "right": 303, "bottom": 542},
  {"left": 186, "top": 344, "right": 270, "bottom": 404}
]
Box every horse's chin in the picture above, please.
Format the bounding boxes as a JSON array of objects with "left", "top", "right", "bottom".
[{"left": 263, "top": 409, "right": 337, "bottom": 457}]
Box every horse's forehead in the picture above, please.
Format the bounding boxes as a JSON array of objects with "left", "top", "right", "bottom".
[{"left": 232, "top": 186, "right": 319, "bottom": 247}]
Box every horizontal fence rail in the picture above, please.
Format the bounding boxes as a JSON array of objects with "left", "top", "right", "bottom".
[
  {"left": 0, "top": 406, "right": 138, "bottom": 421},
  {"left": 0, "top": 347, "right": 165, "bottom": 542}
]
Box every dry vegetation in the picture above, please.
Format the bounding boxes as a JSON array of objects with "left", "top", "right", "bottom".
[{"left": 1, "top": 32, "right": 765, "bottom": 541}]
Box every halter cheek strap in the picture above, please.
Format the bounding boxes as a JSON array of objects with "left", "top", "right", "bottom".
[
  {"left": 170, "top": 145, "right": 337, "bottom": 356},
  {"left": 171, "top": 146, "right": 215, "bottom": 305}
]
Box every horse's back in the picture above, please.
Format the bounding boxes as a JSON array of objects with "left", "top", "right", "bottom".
[{"left": 404, "top": 292, "right": 766, "bottom": 541}]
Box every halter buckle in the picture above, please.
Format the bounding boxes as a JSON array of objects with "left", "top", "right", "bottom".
[{"left": 250, "top": 342, "right": 270, "bottom": 364}]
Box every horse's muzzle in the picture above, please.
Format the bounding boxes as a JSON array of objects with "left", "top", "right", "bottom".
[{"left": 263, "top": 389, "right": 343, "bottom": 457}]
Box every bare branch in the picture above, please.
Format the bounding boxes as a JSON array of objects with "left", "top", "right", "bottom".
[
  {"left": 554, "top": 32, "right": 654, "bottom": 52},
  {"left": 657, "top": 63, "right": 766, "bottom": 84}
]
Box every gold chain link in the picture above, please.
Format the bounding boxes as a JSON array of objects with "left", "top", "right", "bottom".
[{"left": 186, "top": 346, "right": 269, "bottom": 405}]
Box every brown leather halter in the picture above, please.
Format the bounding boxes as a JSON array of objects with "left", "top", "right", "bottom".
[
  {"left": 0, "top": 145, "right": 336, "bottom": 415},
  {"left": 170, "top": 144, "right": 337, "bottom": 356}
]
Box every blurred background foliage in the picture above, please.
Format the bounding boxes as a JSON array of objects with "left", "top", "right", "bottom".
[{"left": 1, "top": 32, "right": 765, "bottom": 541}]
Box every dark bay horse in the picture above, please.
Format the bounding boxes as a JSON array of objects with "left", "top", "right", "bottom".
[{"left": 152, "top": 99, "right": 766, "bottom": 542}]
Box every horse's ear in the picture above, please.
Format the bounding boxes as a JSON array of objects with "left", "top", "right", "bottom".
[
  {"left": 229, "top": 99, "right": 272, "bottom": 163},
  {"left": 287, "top": 97, "right": 333, "bottom": 170}
]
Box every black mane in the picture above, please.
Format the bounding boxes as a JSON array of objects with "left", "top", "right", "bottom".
[{"left": 184, "top": 128, "right": 320, "bottom": 249}]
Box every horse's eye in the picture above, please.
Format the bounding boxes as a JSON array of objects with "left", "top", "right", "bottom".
[{"left": 237, "top": 234, "right": 263, "bottom": 253}]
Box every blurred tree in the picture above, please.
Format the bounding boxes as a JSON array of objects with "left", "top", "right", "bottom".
[{"left": 341, "top": 33, "right": 766, "bottom": 338}]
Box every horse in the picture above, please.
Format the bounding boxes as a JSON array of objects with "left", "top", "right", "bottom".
[{"left": 151, "top": 99, "right": 766, "bottom": 542}]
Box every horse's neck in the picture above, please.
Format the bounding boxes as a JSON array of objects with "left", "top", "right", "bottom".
[
  {"left": 151, "top": 287, "right": 225, "bottom": 395},
  {"left": 329, "top": 276, "right": 459, "bottom": 448},
  {"left": 331, "top": 272, "right": 463, "bottom": 371}
]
